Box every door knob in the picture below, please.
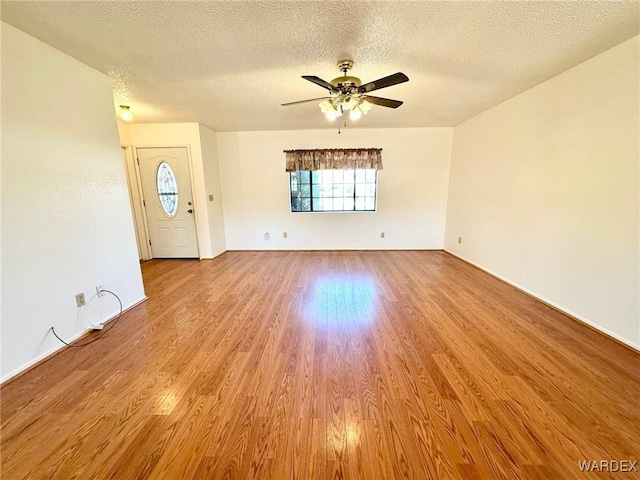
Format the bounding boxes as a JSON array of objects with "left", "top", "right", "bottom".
[{"left": 187, "top": 209, "right": 193, "bottom": 213}]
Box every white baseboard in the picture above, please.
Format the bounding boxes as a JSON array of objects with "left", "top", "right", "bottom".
[
  {"left": 1, "top": 295, "right": 148, "bottom": 385},
  {"left": 200, "top": 249, "right": 228, "bottom": 260},
  {"left": 225, "top": 248, "right": 442, "bottom": 252},
  {"left": 444, "top": 250, "right": 640, "bottom": 352}
]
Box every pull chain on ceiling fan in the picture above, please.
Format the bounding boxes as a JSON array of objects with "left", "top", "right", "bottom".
[{"left": 282, "top": 60, "right": 409, "bottom": 122}]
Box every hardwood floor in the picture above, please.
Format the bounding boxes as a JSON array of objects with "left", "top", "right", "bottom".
[{"left": 2, "top": 251, "right": 639, "bottom": 479}]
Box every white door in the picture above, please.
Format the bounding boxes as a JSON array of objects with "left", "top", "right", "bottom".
[{"left": 137, "top": 147, "right": 199, "bottom": 258}]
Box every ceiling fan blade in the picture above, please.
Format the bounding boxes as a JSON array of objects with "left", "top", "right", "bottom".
[
  {"left": 302, "top": 75, "right": 339, "bottom": 92},
  {"left": 281, "top": 96, "right": 330, "bottom": 107},
  {"left": 362, "top": 95, "right": 403, "bottom": 108},
  {"left": 358, "top": 72, "right": 409, "bottom": 93}
]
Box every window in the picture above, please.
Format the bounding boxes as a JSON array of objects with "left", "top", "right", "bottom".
[
  {"left": 290, "top": 169, "right": 377, "bottom": 212},
  {"left": 156, "top": 162, "right": 178, "bottom": 217}
]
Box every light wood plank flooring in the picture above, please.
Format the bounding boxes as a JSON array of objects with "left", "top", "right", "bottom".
[{"left": 2, "top": 251, "right": 639, "bottom": 479}]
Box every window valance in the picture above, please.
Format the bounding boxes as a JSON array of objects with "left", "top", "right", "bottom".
[{"left": 284, "top": 148, "right": 383, "bottom": 172}]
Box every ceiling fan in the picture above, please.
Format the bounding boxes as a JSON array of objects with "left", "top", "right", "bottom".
[{"left": 282, "top": 60, "right": 409, "bottom": 121}]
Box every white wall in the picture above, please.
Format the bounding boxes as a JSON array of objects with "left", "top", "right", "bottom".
[
  {"left": 445, "top": 36, "right": 639, "bottom": 348},
  {"left": 128, "top": 123, "right": 226, "bottom": 258},
  {"left": 1, "top": 23, "right": 146, "bottom": 381},
  {"left": 199, "top": 124, "right": 227, "bottom": 257},
  {"left": 218, "top": 128, "right": 453, "bottom": 250}
]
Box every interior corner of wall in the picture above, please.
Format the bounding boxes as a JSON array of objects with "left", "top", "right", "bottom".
[{"left": 117, "top": 120, "right": 131, "bottom": 145}]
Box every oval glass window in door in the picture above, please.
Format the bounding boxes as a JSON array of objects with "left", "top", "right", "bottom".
[{"left": 156, "top": 162, "right": 179, "bottom": 217}]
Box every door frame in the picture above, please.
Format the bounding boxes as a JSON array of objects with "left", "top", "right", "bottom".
[
  {"left": 122, "top": 146, "right": 150, "bottom": 260},
  {"left": 125, "top": 145, "right": 200, "bottom": 260}
]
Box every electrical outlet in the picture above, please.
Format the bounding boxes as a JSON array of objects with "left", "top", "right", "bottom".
[
  {"left": 75, "top": 293, "right": 86, "bottom": 307},
  {"left": 264, "top": 232, "right": 270, "bottom": 240},
  {"left": 380, "top": 232, "right": 385, "bottom": 239},
  {"left": 283, "top": 232, "right": 288, "bottom": 239},
  {"left": 458, "top": 236, "right": 462, "bottom": 244},
  {"left": 96, "top": 285, "right": 104, "bottom": 297}
]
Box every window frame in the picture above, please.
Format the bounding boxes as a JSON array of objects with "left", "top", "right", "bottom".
[{"left": 289, "top": 168, "right": 378, "bottom": 213}]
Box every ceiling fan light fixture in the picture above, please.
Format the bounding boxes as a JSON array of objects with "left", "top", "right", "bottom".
[
  {"left": 341, "top": 96, "right": 356, "bottom": 111},
  {"left": 359, "top": 100, "right": 372, "bottom": 114},
  {"left": 348, "top": 98, "right": 373, "bottom": 120},
  {"left": 319, "top": 99, "right": 342, "bottom": 120},
  {"left": 284, "top": 60, "right": 408, "bottom": 126},
  {"left": 318, "top": 99, "right": 332, "bottom": 113},
  {"left": 349, "top": 109, "right": 362, "bottom": 121}
]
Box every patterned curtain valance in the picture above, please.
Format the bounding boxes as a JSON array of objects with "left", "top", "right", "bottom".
[{"left": 284, "top": 148, "right": 383, "bottom": 172}]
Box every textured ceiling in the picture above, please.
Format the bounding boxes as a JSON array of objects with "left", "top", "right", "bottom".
[{"left": 2, "top": 1, "right": 638, "bottom": 131}]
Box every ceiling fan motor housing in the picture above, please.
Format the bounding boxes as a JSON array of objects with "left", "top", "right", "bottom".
[
  {"left": 332, "top": 60, "right": 361, "bottom": 94},
  {"left": 331, "top": 75, "right": 361, "bottom": 94}
]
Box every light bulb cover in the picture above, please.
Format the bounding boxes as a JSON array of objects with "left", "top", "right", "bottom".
[
  {"left": 341, "top": 96, "right": 356, "bottom": 111},
  {"left": 320, "top": 99, "right": 342, "bottom": 120},
  {"left": 119, "top": 105, "right": 133, "bottom": 122},
  {"left": 359, "top": 100, "right": 372, "bottom": 114},
  {"left": 319, "top": 96, "right": 374, "bottom": 121}
]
